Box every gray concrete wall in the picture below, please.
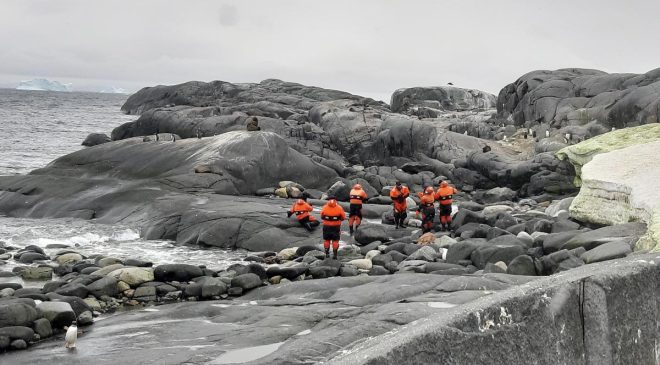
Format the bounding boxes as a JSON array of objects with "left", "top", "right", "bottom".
[{"left": 329, "top": 253, "right": 660, "bottom": 365}]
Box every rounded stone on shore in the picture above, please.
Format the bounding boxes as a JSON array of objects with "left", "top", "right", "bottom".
[
  {"left": 106, "top": 267, "right": 154, "bottom": 287},
  {"left": 37, "top": 302, "right": 76, "bottom": 329},
  {"left": 231, "top": 273, "right": 262, "bottom": 291}
]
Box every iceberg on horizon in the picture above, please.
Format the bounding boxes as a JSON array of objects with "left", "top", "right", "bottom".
[
  {"left": 99, "top": 87, "right": 128, "bottom": 94},
  {"left": 16, "top": 78, "right": 72, "bottom": 92}
]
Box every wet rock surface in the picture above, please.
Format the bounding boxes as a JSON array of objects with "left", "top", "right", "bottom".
[{"left": 0, "top": 272, "right": 533, "bottom": 364}]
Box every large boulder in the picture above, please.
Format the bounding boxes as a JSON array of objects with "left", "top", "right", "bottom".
[
  {"left": 86, "top": 276, "right": 119, "bottom": 298},
  {"left": 580, "top": 240, "right": 632, "bottom": 264},
  {"left": 348, "top": 259, "right": 373, "bottom": 271},
  {"left": 54, "top": 283, "right": 89, "bottom": 298},
  {"left": 17, "top": 252, "right": 48, "bottom": 264},
  {"left": 545, "top": 197, "right": 574, "bottom": 217},
  {"left": 326, "top": 180, "right": 351, "bottom": 201},
  {"left": 480, "top": 187, "right": 517, "bottom": 204},
  {"left": 36, "top": 302, "right": 76, "bottom": 329},
  {"left": 106, "top": 268, "right": 154, "bottom": 287},
  {"left": 563, "top": 223, "right": 646, "bottom": 251},
  {"left": 44, "top": 293, "right": 92, "bottom": 318},
  {"left": 552, "top": 219, "right": 580, "bottom": 233},
  {"left": 452, "top": 209, "right": 487, "bottom": 229},
  {"left": 354, "top": 224, "right": 389, "bottom": 245},
  {"left": 55, "top": 252, "right": 84, "bottom": 265},
  {"left": 0, "top": 300, "right": 39, "bottom": 327},
  {"left": 20, "top": 266, "right": 53, "bottom": 280},
  {"left": 371, "top": 254, "right": 393, "bottom": 267},
  {"left": 309, "top": 263, "right": 340, "bottom": 279},
  {"left": 470, "top": 245, "right": 526, "bottom": 270},
  {"left": 446, "top": 239, "right": 487, "bottom": 264},
  {"left": 82, "top": 133, "right": 111, "bottom": 147},
  {"left": 407, "top": 246, "right": 437, "bottom": 262},
  {"left": 557, "top": 124, "right": 660, "bottom": 184},
  {"left": 193, "top": 277, "right": 228, "bottom": 298},
  {"left": 455, "top": 223, "right": 491, "bottom": 238},
  {"left": 32, "top": 318, "right": 53, "bottom": 339},
  {"left": 266, "top": 265, "right": 308, "bottom": 280},
  {"left": 464, "top": 151, "right": 568, "bottom": 192},
  {"left": 560, "top": 135, "right": 660, "bottom": 249},
  {"left": 231, "top": 273, "right": 262, "bottom": 291},
  {"left": 153, "top": 264, "right": 204, "bottom": 282},
  {"left": 506, "top": 255, "right": 537, "bottom": 276},
  {"left": 0, "top": 327, "right": 34, "bottom": 343},
  {"left": 542, "top": 231, "right": 583, "bottom": 254}
]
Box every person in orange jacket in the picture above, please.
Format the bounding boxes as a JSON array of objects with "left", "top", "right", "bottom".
[
  {"left": 348, "top": 184, "right": 368, "bottom": 235},
  {"left": 320, "top": 197, "right": 346, "bottom": 259},
  {"left": 434, "top": 181, "right": 458, "bottom": 231},
  {"left": 389, "top": 181, "right": 410, "bottom": 229},
  {"left": 287, "top": 197, "right": 320, "bottom": 232},
  {"left": 416, "top": 186, "right": 436, "bottom": 233}
]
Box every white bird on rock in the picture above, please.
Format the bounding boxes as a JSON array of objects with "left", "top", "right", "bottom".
[{"left": 65, "top": 321, "right": 78, "bottom": 349}]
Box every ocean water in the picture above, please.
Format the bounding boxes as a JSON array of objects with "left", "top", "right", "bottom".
[
  {"left": 0, "top": 89, "right": 246, "bottom": 278},
  {"left": 0, "top": 89, "right": 135, "bottom": 175}
]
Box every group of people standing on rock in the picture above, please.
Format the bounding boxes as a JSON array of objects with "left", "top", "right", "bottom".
[
  {"left": 389, "top": 180, "right": 459, "bottom": 233},
  {"left": 416, "top": 181, "right": 458, "bottom": 233},
  {"left": 287, "top": 184, "right": 368, "bottom": 259},
  {"left": 286, "top": 181, "right": 458, "bottom": 258}
]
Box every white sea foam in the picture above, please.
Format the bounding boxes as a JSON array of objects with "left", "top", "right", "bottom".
[{"left": 0, "top": 216, "right": 248, "bottom": 280}]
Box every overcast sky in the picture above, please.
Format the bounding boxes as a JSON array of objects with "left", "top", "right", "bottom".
[{"left": 1, "top": 0, "right": 659, "bottom": 101}]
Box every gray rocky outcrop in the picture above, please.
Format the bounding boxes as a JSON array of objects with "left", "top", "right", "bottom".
[
  {"left": 121, "top": 79, "right": 381, "bottom": 116},
  {"left": 497, "top": 67, "right": 660, "bottom": 134},
  {"left": 330, "top": 254, "right": 660, "bottom": 365},
  {"left": 391, "top": 86, "right": 496, "bottom": 113},
  {"left": 82, "top": 133, "right": 111, "bottom": 147}
]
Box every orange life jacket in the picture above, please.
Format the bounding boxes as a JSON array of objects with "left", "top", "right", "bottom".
[
  {"left": 349, "top": 188, "right": 368, "bottom": 205},
  {"left": 289, "top": 200, "right": 313, "bottom": 221},
  {"left": 419, "top": 193, "right": 435, "bottom": 208},
  {"left": 321, "top": 202, "right": 346, "bottom": 227},
  {"left": 435, "top": 186, "right": 458, "bottom": 205},
  {"left": 390, "top": 186, "right": 410, "bottom": 212}
]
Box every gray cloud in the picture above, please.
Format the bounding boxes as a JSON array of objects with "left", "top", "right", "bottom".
[
  {"left": 219, "top": 4, "right": 238, "bottom": 26},
  {"left": 1, "top": 0, "right": 659, "bottom": 101}
]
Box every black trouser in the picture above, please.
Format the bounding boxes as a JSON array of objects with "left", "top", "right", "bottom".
[
  {"left": 421, "top": 207, "right": 435, "bottom": 232},
  {"left": 299, "top": 216, "right": 320, "bottom": 231},
  {"left": 349, "top": 204, "right": 363, "bottom": 218},
  {"left": 439, "top": 204, "right": 452, "bottom": 218},
  {"left": 393, "top": 210, "right": 407, "bottom": 226}
]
